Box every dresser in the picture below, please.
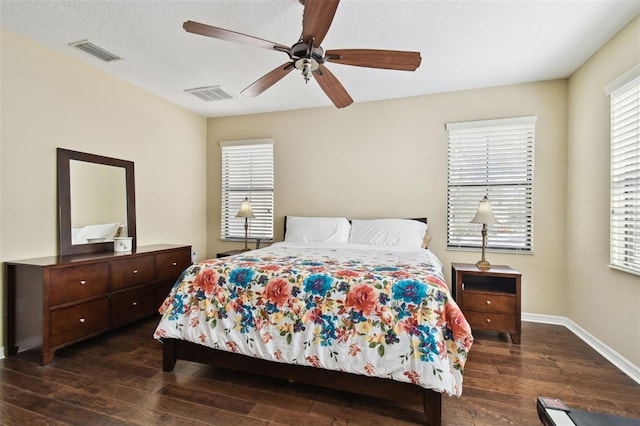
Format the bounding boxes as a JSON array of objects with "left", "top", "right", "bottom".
[
  {"left": 6, "top": 244, "right": 191, "bottom": 365},
  {"left": 451, "top": 263, "right": 522, "bottom": 344}
]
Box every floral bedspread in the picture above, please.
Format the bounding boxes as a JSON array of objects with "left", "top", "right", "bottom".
[{"left": 154, "top": 242, "right": 473, "bottom": 396}]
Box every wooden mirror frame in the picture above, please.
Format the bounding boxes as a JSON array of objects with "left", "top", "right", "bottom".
[{"left": 57, "top": 148, "right": 136, "bottom": 256}]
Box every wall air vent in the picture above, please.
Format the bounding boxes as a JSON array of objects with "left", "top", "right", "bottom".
[
  {"left": 185, "top": 86, "right": 235, "bottom": 101},
  {"left": 69, "top": 40, "right": 121, "bottom": 62}
]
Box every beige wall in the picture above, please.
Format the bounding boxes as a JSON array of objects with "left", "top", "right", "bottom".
[
  {"left": 0, "top": 29, "right": 208, "bottom": 350},
  {"left": 207, "top": 79, "right": 569, "bottom": 319},
  {"left": 566, "top": 16, "right": 640, "bottom": 366}
]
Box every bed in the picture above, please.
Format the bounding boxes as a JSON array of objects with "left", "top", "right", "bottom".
[{"left": 154, "top": 217, "right": 473, "bottom": 425}]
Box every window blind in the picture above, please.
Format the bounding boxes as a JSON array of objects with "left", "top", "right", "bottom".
[
  {"left": 446, "top": 116, "right": 536, "bottom": 252},
  {"left": 609, "top": 70, "right": 640, "bottom": 275},
  {"left": 220, "top": 139, "right": 274, "bottom": 241}
]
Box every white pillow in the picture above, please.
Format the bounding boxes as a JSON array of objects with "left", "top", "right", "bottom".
[
  {"left": 284, "top": 216, "right": 351, "bottom": 243},
  {"left": 349, "top": 219, "right": 428, "bottom": 249}
]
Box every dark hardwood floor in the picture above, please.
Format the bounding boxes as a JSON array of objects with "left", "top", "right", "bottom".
[{"left": 1, "top": 317, "right": 639, "bottom": 425}]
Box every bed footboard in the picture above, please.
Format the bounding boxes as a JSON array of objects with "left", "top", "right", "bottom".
[{"left": 161, "top": 338, "right": 442, "bottom": 425}]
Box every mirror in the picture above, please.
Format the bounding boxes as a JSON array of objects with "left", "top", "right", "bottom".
[{"left": 57, "top": 148, "right": 136, "bottom": 256}]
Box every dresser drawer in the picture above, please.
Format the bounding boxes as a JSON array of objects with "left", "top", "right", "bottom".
[
  {"left": 49, "top": 298, "right": 109, "bottom": 348},
  {"left": 49, "top": 263, "right": 109, "bottom": 306},
  {"left": 464, "top": 310, "right": 516, "bottom": 333},
  {"left": 463, "top": 291, "right": 515, "bottom": 313},
  {"left": 110, "top": 255, "right": 155, "bottom": 290},
  {"left": 156, "top": 249, "right": 191, "bottom": 282},
  {"left": 110, "top": 285, "right": 156, "bottom": 327}
]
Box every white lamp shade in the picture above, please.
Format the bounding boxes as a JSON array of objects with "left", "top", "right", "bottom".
[
  {"left": 235, "top": 198, "right": 255, "bottom": 218},
  {"left": 470, "top": 196, "right": 498, "bottom": 225}
]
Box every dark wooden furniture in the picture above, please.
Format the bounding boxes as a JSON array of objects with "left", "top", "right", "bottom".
[
  {"left": 164, "top": 216, "right": 442, "bottom": 425},
  {"left": 216, "top": 248, "right": 248, "bottom": 258},
  {"left": 451, "top": 262, "right": 522, "bottom": 344},
  {"left": 6, "top": 244, "right": 191, "bottom": 365},
  {"left": 162, "top": 338, "right": 442, "bottom": 425}
]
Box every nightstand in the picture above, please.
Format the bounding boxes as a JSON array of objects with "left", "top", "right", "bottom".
[
  {"left": 216, "top": 249, "right": 248, "bottom": 258},
  {"left": 451, "top": 263, "right": 522, "bottom": 344}
]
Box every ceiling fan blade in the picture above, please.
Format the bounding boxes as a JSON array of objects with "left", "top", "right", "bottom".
[
  {"left": 302, "top": 0, "right": 340, "bottom": 46},
  {"left": 313, "top": 64, "right": 353, "bottom": 108},
  {"left": 325, "top": 49, "right": 422, "bottom": 71},
  {"left": 241, "top": 63, "right": 295, "bottom": 97},
  {"left": 183, "top": 21, "right": 290, "bottom": 53}
]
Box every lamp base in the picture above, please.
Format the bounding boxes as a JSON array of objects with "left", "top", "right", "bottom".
[{"left": 475, "top": 259, "right": 492, "bottom": 271}]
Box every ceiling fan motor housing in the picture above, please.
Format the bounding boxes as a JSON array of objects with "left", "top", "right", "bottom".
[{"left": 291, "top": 41, "right": 324, "bottom": 62}]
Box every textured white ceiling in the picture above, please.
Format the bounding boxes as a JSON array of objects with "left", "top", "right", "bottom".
[{"left": 1, "top": 0, "right": 639, "bottom": 118}]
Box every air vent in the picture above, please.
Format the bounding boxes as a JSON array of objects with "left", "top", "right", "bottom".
[
  {"left": 69, "top": 40, "right": 121, "bottom": 62},
  {"left": 185, "top": 86, "right": 235, "bottom": 101}
]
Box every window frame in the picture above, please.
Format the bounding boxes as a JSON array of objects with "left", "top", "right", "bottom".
[
  {"left": 220, "top": 138, "right": 274, "bottom": 242},
  {"left": 446, "top": 116, "right": 536, "bottom": 253},
  {"left": 606, "top": 65, "right": 640, "bottom": 276}
]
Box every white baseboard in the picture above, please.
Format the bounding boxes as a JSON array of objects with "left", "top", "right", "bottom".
[
  {"left": 0, "top": 346, "right": 4, "bottom": 360},
  {"left": 522, "top": 312, "right": 640, "bottom": 385}
]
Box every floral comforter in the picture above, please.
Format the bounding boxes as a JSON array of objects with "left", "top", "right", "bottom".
[{"left": 154, "top": 242, "right": 473, "bottom": 396}]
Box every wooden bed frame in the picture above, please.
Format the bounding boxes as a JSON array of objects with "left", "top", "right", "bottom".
[
  {"left": 162, "top": 338, "right": 441, "bottom": 425},
  {"left": 161, "top": 217, "right": 442, "bottom": 425}
]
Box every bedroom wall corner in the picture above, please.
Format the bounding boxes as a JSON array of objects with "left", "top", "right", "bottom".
[
  {"left": 0, "top": 28, "right": 208, "bottom": 353},
  {"left": 566, "top": 15, "right": 640, "bottom": 367}
]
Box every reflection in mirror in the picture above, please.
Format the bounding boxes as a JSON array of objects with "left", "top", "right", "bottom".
[
  {"left": 58, "top": 148, "right": 136, "bottom": 256},
  {"left": 70, "top": 161, "right": 127, "bottom": 244}
]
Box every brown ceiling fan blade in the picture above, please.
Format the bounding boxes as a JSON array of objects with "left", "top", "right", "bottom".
[
  {"left": 183, "top": 21, "right": 290, "bottom": 52},
  {"left": 241, "top": 63, "right": 295, "bottom": 97},
  {"left": 325, "top": 49, "right": 422, "bottom": 71},
  {"left": 313, "top": 64, "right": 353, "bottom": 108},
  {"left": 302, "top": 0, "right": 340, "bottom": 46}
]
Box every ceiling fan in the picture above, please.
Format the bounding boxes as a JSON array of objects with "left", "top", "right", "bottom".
[{"left": 183, "top": 0, "right": 422, "bottom": 108}]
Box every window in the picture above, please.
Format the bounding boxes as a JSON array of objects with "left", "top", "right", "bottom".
[
  {"left": 446, "top": 116, "right": 536, "bottom": 252},
  {"left": 220, "top": 138, "right": 274, "bottom": 241},
  {"left": 607, "top": 66, "right": 640, "bottom": 275}
]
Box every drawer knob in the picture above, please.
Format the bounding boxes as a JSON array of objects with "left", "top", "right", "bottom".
[
  {"left": 133, "top": 270, "right": 138, "bottom": 274},
  {"left": 79, "top": 318, "right": 86, "bottom": 323},
  {"left": 486, "top": 300, "right": 492, "bottom": 305},
  {"left": 132, "top": 301, "right": 138, "bottom": 306},
  {"left": 485, "top": 318, "right": 491, "bottom": 323},
  {"left": 80, "top": 280, "right": 86, "bottom": 285}
]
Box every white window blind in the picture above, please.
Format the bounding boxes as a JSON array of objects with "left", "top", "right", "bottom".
[
  {"left": 608, "top": 67, "right": 640, "bottom": 275},
  {"left": 220, "top": 139, "right": 274, "bottom": 241},
  {"left": 446, "top": 116, "right": 536, "bottom": 252}
]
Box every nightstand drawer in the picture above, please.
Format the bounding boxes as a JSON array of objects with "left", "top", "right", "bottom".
[
  {"left": 463, "top": 291, "right": 515, "bottom": 313},
  {"left": 464, "top": 311, "right": 516, "bottom": 332}
]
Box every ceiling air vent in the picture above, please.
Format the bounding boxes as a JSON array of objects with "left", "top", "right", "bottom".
[
  {"left": 69, "top": 40, "right": 121, "bottom": 62},
  {"left": 185, "top": 86, "right": 235, "bottom": 101}
]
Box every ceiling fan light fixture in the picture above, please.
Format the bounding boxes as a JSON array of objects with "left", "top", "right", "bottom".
[{"left": 295, "top": 58, "right": 318, "bottom": 83}]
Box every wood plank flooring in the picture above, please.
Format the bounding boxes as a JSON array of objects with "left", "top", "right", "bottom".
[{"left": 1, "top": 317, "right": 639, "bottom": 425}]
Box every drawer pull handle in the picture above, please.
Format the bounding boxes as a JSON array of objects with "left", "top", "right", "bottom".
[
  {"left": 79, "top": 318, "right": 86, "bottom": 323},
  {"left": 132, "top": 301, "right": 138, "bottom": 306},
  {"left": 485, "top": 318, "right": 491, "bottom": 323},
  {"left": 486, "top": 300, "right": 491, "bottom": 305},
  {"left": 133, "top": 270, "right": 138, "bottom": 274},
  {"left": 172, "top": 262, "right": 177, "bottom": 266},
  {"left": 80, "top": 280, "right": 86, "bottom": 285}
]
